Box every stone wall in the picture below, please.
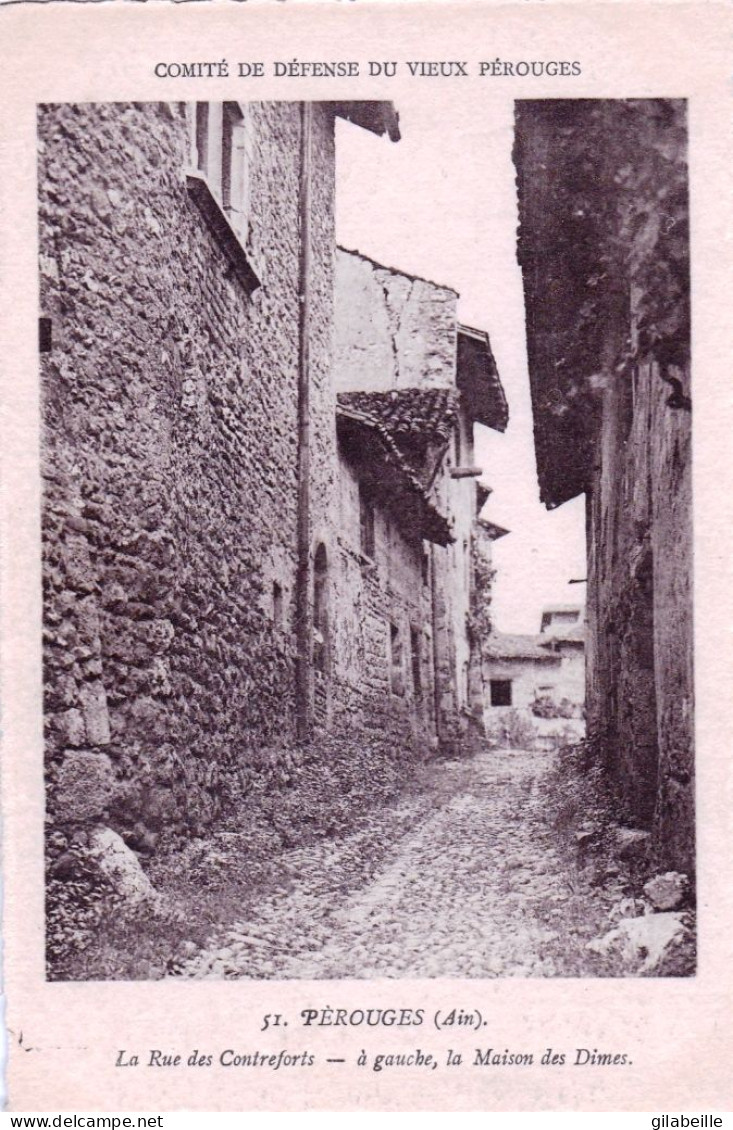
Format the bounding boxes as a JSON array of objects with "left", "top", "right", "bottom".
[
  {"left": 515, "top": 99, "right": 693, "bottom": 876},
  {"left": 329, "top": 457, "right": 436, "bottom": 748},
  {"left": 553, "top": 647, "right": 585, "bottom": 706},
  {"left": 333, "top": 248, "right": 487, "bottom": 750},
  {"left": 586, "top": 355, "right": 693, "bottom": 870},
  {"left": 432, "top": 413, "right": 480, "bottom": 731},
  {"left": 39, "top": 101, "right": 337, "bottom": 850},
  {"left": 575, "top": 104, "right": 693, "bottom": 871}
]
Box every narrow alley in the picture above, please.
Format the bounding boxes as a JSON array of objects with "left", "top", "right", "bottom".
[
  {"left": 38, "top": 100, "right": 694, "bottom": 985},
  {"left": 173, "top": 748, "right": 654, "bottom": 981}
]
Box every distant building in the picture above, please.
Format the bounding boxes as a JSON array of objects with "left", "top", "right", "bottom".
[
  {"left": 514, "top": 99, "right": 693, "bottom": 873},
  {"left": 535, "top": 605, "right": 585, "bottom": 707},
  {"left": 540, "top": 604, "right": 582, "bottom": 634},
  {"left": 484, "top": 633, "right": 566, "bottom": 713},
  {"left": 482, "top": 605, "right": 585, "bottom": 731}
]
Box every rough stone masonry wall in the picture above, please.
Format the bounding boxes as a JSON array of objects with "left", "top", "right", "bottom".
[
  {"left": 38, "top": 101, "right": 330, "bottom": 852},
  {"left": 584, "top": 101, "right": 693, "bottom": 874},
  {"left": 331, "top": 458, "right": 437, "bottom": 751},
  {"left": 334, "top": 248, "right": 485, "bottom": 751},
  {"left": 429, "top": 413, "right": 484, "bottom": 745},
  {"left": 586, "top": 358, "right": 693, "bottom": 874},
  {"left": 586, "top": 364, "right": 659, "bottom": 826},
  {"left": 304, "top": 106, "right": 339, "bottom": 597}
]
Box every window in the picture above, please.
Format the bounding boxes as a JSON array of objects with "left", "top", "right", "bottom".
[
  {"left": 359, "top": 485, "right": 376, "bottom": 559},
  {"left": 39, "top": 316, "right": 53, "bottom": 353},
  {"left": 490, "top": 679, "right": 512, "bottom": 707},
  {"left": 187, "top": 102, "right": 260, "bottom": 292},
  {"left": 272, "top": 581, "right": 283, "bottom": 628},
  {"left": 194, "top": 102, "right": 210, "bottom": 176},
  {"left": 390, "top": 622, "right": 404, "bottom": 696},
  {"left": 313, "top": 544, "right": 328, "bottom": 675},
  {"left": 222, "top": 103, "right": 249, "bottom": 233},
  {"left": 410, "top": 626, "right": 422, "bottom": 699},
  {"left": 192, "top": 102, "right": 249, "bottom": 235},
  {"left": 422, "top": 552, "right": 430, "bottom": 587}
]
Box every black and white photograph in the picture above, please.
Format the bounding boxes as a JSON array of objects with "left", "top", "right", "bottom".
[{"left": 38, "top": 95, "right": 693, "bottom": 984}]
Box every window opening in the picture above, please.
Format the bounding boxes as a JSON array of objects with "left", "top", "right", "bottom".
[
  {"left": 390, "top": 621, "right": 404, "bottom": 696},
  {"left": 360, "top": 485, "right": 376, "bottom": 559},
  {"left": 190, "top": 102, "right": 251, "bottom": 247},
  {"left": 410, "top": 626, "right": 422, "bottom": 699},
  {"left": 313, "top": 544, "right": 328, "bottom": 675},
  {"left": 272, "top": 581, "right": 283, "bottom": 628},
  {"left": 490, "top": 679, "right": 512, "bottom": 707},
  {"left": 195, "top": 103, "right": 210, "bottom": 174}
]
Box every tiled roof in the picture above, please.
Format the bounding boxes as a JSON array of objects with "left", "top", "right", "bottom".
[
  {"left": 337, "top": 388, "right": 459, "bottom": 448},
  {"left": 336, "top": 404, "right": 454, "bottom": 546},
  {"left": 484, "top": 633, "right": 560, "bottom": 661},
  {"left": 541, "top": 623, "right": 586, "bottom": 646}
]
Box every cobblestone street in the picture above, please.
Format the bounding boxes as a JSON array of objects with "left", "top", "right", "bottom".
[{"left": 177, "top": 748, "right": 620, "bottom": 980}]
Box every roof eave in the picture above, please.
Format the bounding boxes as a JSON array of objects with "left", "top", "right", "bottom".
[
  {"left": 456, "top": 325, "right": 509, "bottom": 433},
  {"left": 336, "top": 408, "right": 453, "bottom": 546},
  {"left": 333, "top": 102, "right": 401, "bottom": 143},
  {"left": 336, "top": 388, "right": 459, "bottom": 449},
  {"left": 477, "top": 518, "right": 511, "bottom": 541}
]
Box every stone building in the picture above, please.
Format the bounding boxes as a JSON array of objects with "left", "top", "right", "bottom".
[
  {"left": 536, "top": 608, "right": 585, "bottom": 708},
  {"left": 484, "top": 633, "right": 566, "bottom": 713},
  {"left": 333, "top": 248, "right": 508, "bottom": 753},
  {"left": 482, "top": 605, "right": 585, "bottom": 744},
  {"left": 513, "top": 99, "right": 693, "bottom": 873},
  {"left": 38, "top": 100, "right": 508, "bottom": 881},
  {"left": 38, "top": 100, "right": 400, "bottom": 851}
]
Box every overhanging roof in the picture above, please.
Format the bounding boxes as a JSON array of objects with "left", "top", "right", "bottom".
[
  {"left": 484, "top": 633, "right": 560, "bottom": 662},
  {"left": 477, "top": 517, "right": 510, "bottom": 541},
  {"left": 333, "top": 102, "right": 401, "bottom": 143},
  {"left": 541, "top": 623, "right": 586, "bottom": 647},
  {"left": 476, "top": 483, "right": 493, "bottom": 514},
  {"left": 337, "top": 388, "right": 459, "bottom": 451},
  {"left": 336, "top": 405, "right": 453, "bottom": 546},
  {"left": 457, "top": 324, "right": 509, "bottom": 432},
  {"left": 513, "top": 100, "right": 603, "bottom": 508},
  {"left": 513, "top": 98, "right": 689, "bottom": 509}
]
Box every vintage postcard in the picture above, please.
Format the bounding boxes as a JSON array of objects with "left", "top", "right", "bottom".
[{"left": 1, "top": 0, "right": 731, "bottom": 1113}]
